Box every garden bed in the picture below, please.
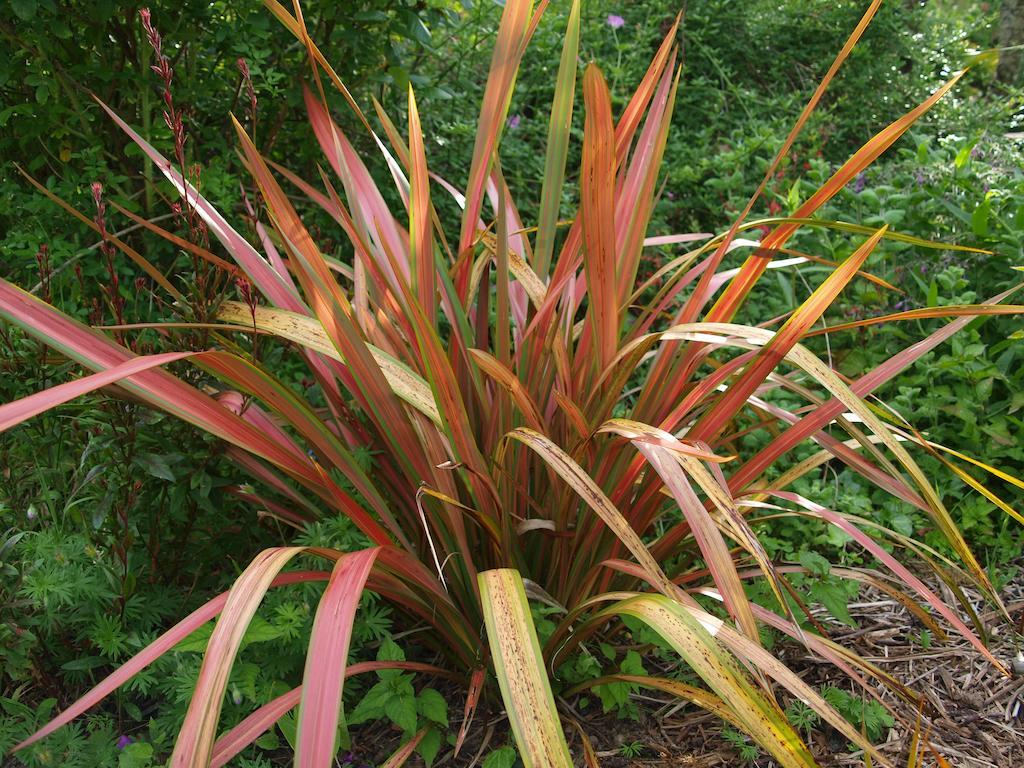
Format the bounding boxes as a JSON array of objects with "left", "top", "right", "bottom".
[{"left": 346, "top": 565, "right": 1024, "bottom": 768}]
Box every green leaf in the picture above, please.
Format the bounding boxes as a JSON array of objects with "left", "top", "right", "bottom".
[
  {"left": 402, "top": 11, "right": 432, "bottom": 45},
  {"left": 416, "top": 688, "right": 448, "bottom": 727},
  {"left": 971, "top": 198, "right": 990, "bottom": 237},
  {"left": 278, "top": 711, "right": 297, "bottom": 750},
  {"left": 809, "top": 580, "right": 857, "bottom": 627},
  {"left": 377, "top": 636, "right": 406, "bottom": 663},
  {"left": 594, "top": 680, "right": 629, "bottom": 711},
  {"left": 348, "top": 680, "right": 391, "bottom": 724},
  {"left": 881, "top": 208, "right": 905, "bottom": 226},
  {"left": 417, "top": 727, "right": 442, "bottom": 767},
  {"left": 60, "top": 656, "right": 107, "bottom": 672},
  {"left": 483, "top": 745, "right": 518, "bottom": 768},
  {"left": 118, "top": 742, "right": 154, "bottom": 768},
  {"left": 134, "top": 452, "right": 176, "bottom": 482},
  {"left": 376, "top": 640, "right": 409, "bottom": 683},
  {"left": 954, "top": 142, "right": 974, "bottom": 169},
  {"left": 172, "top": 623, "right": 213, "bottom": 653},
  {"left": 797, "top": 550, "right": 831, "bottom": 577},
  {"left": 9, "top": 0, "right": 36, "bottom": 21},
  {"left": 238, "top": 614, "right": 284, "bottom": 648},
  {"left": 255, "top": 730, "right": 279, "bottom": 750},
  {"left": 385, "top": 691, "right": 417, "bottom": 735},
  {"left": 353, "top": 10, "right": 388, "bottom": 22},
  {"left": 786, "top": 180, "right": 801, "bottom": 213},
  {"left": 620, "top": 650, "right": 646, "bottom": 677},
  {"left": 857, "top": 188, "right": 879, "bottom": 207}
]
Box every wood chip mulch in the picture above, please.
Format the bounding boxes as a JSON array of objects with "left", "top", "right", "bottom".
[
  {"left": 576, "top": 564, "right": 1024, "bottom": 768},
  {"left": 359, "top": 562, "right": 1024, "bottom": 768}
]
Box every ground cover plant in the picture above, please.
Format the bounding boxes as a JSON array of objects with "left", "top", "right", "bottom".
[{"left": 1, "top": 1, "right": 1024, "bottom": 766}]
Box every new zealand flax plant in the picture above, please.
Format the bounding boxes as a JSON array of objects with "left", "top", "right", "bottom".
[{"left": 3, "top": 1, "right": 1024, "bottom": 765}]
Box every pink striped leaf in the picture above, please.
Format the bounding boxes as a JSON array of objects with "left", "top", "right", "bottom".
[
  {"left": 13, "top": 571, "right": 329, "bottom": 753},
  {"left": 295, "top": 548, "right": 380, "bottom": 768},
  {"left": 210, "top": 661, "right": 450, "bottom": 768}
]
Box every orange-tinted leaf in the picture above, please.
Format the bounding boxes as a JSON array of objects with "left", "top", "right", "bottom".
[{"left": 580, "top": 64, "right": 619, "bottom": 370}]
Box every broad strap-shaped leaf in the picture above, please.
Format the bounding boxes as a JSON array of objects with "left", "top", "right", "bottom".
[
  {"left": 0, "top": 345, "right": 394, "bottom": 548},
  {"left": 706, "top": 71, "right": 965, "bottom": 325},
  {"left": 662, "top": 322, "right": 999, "bottom": 608},
  {"left": 0, "top": 351, "right": 193, "bottom": 432},
  {"left": 296, "top": 549, "right": 379, "bottom": 768},
  {"left": 263, "top": 0, "right": 371, "bottom": 129},
  {"left": 210, "top": 662, "right": 450, "bottom": 768},
  {"left": 13, "top": 572, "right": 329, "bottom": 753},
  {"left": 729, "top": 283, "right": 1023, "bottom": 492},
  {"left": 758, "top": 490, "right": 1005, "bottom": 669},
  {"left": 216, "top": 301, "right": 440, "bottom": 425},
  {"left": 533, "top": 0, "right": 580, "bottom": 278},
  {"left": 678, "top": 0, "right": 882, "bottom": 325},
  {"left": 503, "top": 428, "right": 678, "bottom": 598},
  {"left": 802, "top": 302, "right": 1024, "bottom": 336},
  {"left": 456, "top": 0, "right": 535, "bottom": 295},
  {"left": 95, "top": 98, "right": 302, "bottom": 311},
  {"left": 232, "top": 116, "right": 438, "bottom": 491},
  {"left": 690, "top": 603, "right": 893, "bottom": 765},
  {"left": 212, "top": 688, "right": 301, "bottom": 768},
  {"left": 600, "top": 557, "right": 918, "bottom": 704},
  {"left": 567, "top": 719, "right": 600, "bottom": 768},
  {"left": 407, "top": 84, "right": 436, "bottom": 324},
  {"left": 689, "top": 226, "right": 886, "bottom": 441},
  {"left": 927, "top": 447, "right": 1024, "bottom": 527},
  {"left": 379, "top": 729, "right": 428, "bottom": 768},
  {"left": 634, "top": 218, "right": 984, "bottom": 342},
  {"left": 0, "top": 337, "right": 398, "bottom": 546},
  {"left": 479, "top": 569, "right": 573, "bottom": 768},
  {"left": 612, "top": 12, "right": 681, "bottom": 160},
  {"left": 0, "top": 279, "right": 324, "bottom": 490},
  {"left": 643, "top": 67, "right": 969, "bottom": 429},
  {"left": 580, "top": 64, "right": 619, "bottom": 370},
  {"left": 598, "top": 595, "right": 817, "bottom": 768},
  {"left": 172, "top": 548, "right": 306, "bottom": 767},
  {"left": 469, "top": 348, "right": 545, "bottom": 432},
  {"left": 565, "top": 674, "right": 742, "bottom": 730},
  {"left": 615, "top": 53, "right": 679, "bottom": 309},
  {"left": 454, "top": 667, "right": 486, "bottom": 756},
  {"left": 596, "top": 421, "right": 760, "bottom": 644},
  {"left": 301, "top": 86, "right": 408, "bottom": 292}
]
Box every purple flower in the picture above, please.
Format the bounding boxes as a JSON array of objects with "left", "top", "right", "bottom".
[
  {"left": 116, "top": 735, "right": 132, "bottom": 750},
  {"left": 606, "top": 14, "right": 625, "bottom": 29},
  {"left": 915, "top": 170, "right": 925, "bottom": 186},
  {"left": 852, "top": 172, "right": 866, "bottom": 193},
  {"left": 507, "top": 113, "right": 521, "bottom": 130}
]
